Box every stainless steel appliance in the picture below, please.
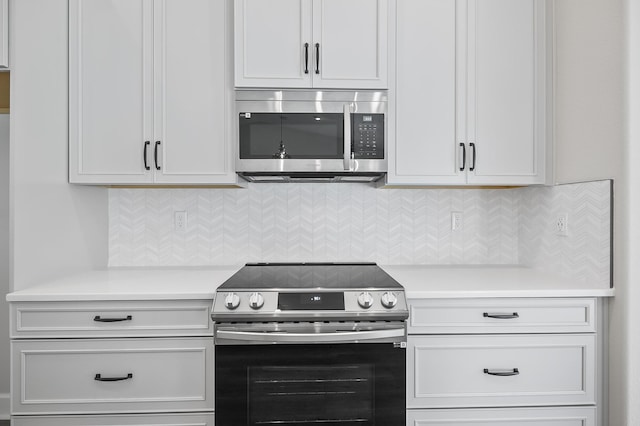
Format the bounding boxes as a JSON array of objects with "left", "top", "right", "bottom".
[
  {"left": 236, "top": 91, "right": 387, "bottom": 183},
  {"left": 211, "top": 262, "right": 408, "bottom": 425}
]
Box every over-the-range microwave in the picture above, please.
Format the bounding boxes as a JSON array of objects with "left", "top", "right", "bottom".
[{"left": 236, "top": 90, "right": 387, "bottom": 183}]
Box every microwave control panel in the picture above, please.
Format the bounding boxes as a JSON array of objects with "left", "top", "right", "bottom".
[{"left": 352, "top": 114, "right": 384, "bottom": 159}]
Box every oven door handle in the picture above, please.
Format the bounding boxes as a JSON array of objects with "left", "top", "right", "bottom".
[{"left": 215, "top": 328, "right": 405, "bottom": 344}]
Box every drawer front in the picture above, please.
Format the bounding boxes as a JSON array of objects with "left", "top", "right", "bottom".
[
  {"left": 407, "top": 334, "right": 596, "bottom": 408},
  {"left": 407, "top": 407, "right": 596, "bottom": 426},
  {"left": 12, "top": 338, "right": 214, "bottom": 415},
  {"left": 12, "top": 413, "right": 214, "bottom": 426},
  {"left": 408, "top": 298, "right": 596, "bottom": 334},
  {"left": 11, "top": 300, "right": 213, "bottom": 338}
]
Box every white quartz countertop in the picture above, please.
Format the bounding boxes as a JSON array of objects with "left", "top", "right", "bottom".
[
  {"left": 6, "top": 264, "right": 614, "bottom": 302},
  {"left": 380, "top": 265, "right": 614, "bottom": 299},
  {"left": 6, "top": 266, "right": 242, "bottom": 302}
]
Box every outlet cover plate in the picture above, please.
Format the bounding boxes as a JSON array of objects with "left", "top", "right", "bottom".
[{"left": 555, "top": 213, "right": 569, "bottom": 237}]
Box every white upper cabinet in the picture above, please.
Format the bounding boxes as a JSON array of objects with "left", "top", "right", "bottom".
[
  {"left": 69, "top": 0, "right": 153, "bottom": 184},
  {"left": 69, "top": 0, "right": 238, "bottom": 185},
  {"left": 388, "top": 0, "right": 550, "bottom": 186},
  {"left": 467, "top": 0, "right": 547, "bottom": 185},
  {"left": 153, "top": 0, "right": 234, "bottom": 184},
  {"left": 234, "top": 0, "right": 388, "bottom": 89},
  {"left": 234, "top": 0, "right": 312, "bottom": 88},
  {"left": 0, "top": 0, "right": 8, "bottom": 68}
]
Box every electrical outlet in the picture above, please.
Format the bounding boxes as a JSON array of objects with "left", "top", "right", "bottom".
[
  {"left": 555, "top": 213, "right": 569, "bottom": 237},
  {"left": 451, "top": 212, "right": 463, "bottom": 231},
  {"left": 174, "top": 211, "right": 187, "bottom": 232}
]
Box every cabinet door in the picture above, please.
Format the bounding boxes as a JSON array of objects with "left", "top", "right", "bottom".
[
  {"left": 11, "top": 300, "right": 214, "bottom": 339},
  {"left": 407, "top": 407, "right": 596, "bottom": 426},
  {"left": 154, "top": 0, "right": 237, "bottom": 184},
  {"left": 407, "top": 334, "right": 596, "bottom": 409},
  {"left": 0, "top": 0, "right": 7, "bottom": 68},
  {"left": 388, "top": 0, "right": 465, "bottom": 184},
  {"left": 311, "top": 0, "right": 388, "bottom": 89},
  {"left": 12, "top": 413, "right": 215, "bottom": 426},
  {"left": 12, "top": 338, "right": 214, "bottom": 415},
  {"left": 466, "top": 0, "right": 547, "bottom": 185},
  {"left": 69, "top": 0, "right": 154, "bottom": 184},
  {"left": 234, "top": 0, "right": 312, "bottom": 88}
]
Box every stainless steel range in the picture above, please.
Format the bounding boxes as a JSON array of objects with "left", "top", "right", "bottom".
[{"left": 211, "top": 262, "right": 408, "bottom": 426}]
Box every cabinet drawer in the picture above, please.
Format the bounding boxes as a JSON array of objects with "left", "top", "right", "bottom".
[
  {"left": 12, "top": 413, "right": 214, "bottom": 426},
  {"left": 408, "top": 298, "right": 596, "bottom": 334},
  {"left": 11, "top": 338, "right": 214, "bottom": 415},
  {"left": 407, "top": 407, "right": 596, "bottom": 425},
  {"left": 11, "top": 300, "right": 213, "bottom": 338},
  {"left": 407, "top": 334, "right": 595, "bottom": 408}
]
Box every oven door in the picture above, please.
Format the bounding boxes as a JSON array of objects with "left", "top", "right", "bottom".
[{"left": 214, "top": 323, "right": 406, "bottom": 426}]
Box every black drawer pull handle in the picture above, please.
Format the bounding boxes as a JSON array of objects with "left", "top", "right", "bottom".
[
  {"left": 315, "top": 43, "right": 320, "bottom": 74},
  {"left": 93, "top": 315, "right": 133, "bottom": 323},
  {"left": 459, "top": 143, "right": 466, "bottom": 171},
  {"left": 470, "top": 142, "right": 476, "bottom": 171},
  {"left": 483, "top": 312, "right": 519, "bottom": 319},
  {"left": 95, "top": 373, "right": 133, "bottom": 382},
  {"left": 484, "top": 368, "right": 519, "bottom": 377},
  {"left": 304, "top": 43, "right": 309, "bottom": 74},
  {"left": 143, "top": 141, "right": 150, "bottom": 170},
  {"left": 154, "top": 141, "right": 161, "bottom": 170}
]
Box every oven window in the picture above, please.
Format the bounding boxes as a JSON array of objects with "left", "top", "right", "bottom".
[
  {"left": 248, "top": 365, "right": 374, "bottom": 425},
  {"left": 216, "top": 343, "right": 405, "bottom": 426},
  {"left": 239, "top": 113, "right": 344, "bottom": 159}
]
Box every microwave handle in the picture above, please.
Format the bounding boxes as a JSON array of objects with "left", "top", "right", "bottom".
[{"left": 343, "top": 104, "right": 352, "bottom": 171}]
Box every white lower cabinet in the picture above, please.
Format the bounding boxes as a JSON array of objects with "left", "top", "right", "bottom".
[
  {"left": 407, "top": 407, "right": 596, "bottom": 426},
  {"left": 408, "top": 334, "right": 595, "bottom": 408},
  {"left": 407, "top": 297, "right": 604, "bottom": 426},
  {"left": 10, "top": 299, "right": 215, "bottom": 423},
  {"left": 10, "top": 300, "right": 214, "bottom": 338},
  {"left": 12, "top": 338, "right": 213, "bottom": 415},
  {"left": 12, "top": 413, "right": 214, "bottom": 426}
]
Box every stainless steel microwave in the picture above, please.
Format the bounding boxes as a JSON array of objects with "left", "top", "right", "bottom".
[{"left": 236, "top": 90, "right": 387, "bottom": 183}]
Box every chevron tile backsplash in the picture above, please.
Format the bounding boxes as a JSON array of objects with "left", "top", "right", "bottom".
[
  {"left": 518, "top": 180, "right": 612, "bottom": 287},
  {"left": 109, "top": 184, "right": 519, "bottom": 266},
  {"left": 108, "top": 180, "right": 612, "bottom": 287}
]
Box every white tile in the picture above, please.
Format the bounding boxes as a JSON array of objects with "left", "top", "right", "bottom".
[{"left": 108, "top": 180, "right": 610, "bottom": 289}]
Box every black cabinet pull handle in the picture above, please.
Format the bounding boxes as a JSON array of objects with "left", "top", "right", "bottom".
[
  {"left": 315, "top": 43, "right": 320, "bottom": 74},
  {"left": 304, "top": 43, "right": 309, "bottom": 74},
  {"left": 154, "top": 141, "right": 161, "bottom": 170},
  {"left": 143, "top": 141, "right": 150, "bottom": 171},
  {"left": 484, "top": 368, "right": 519, "bottom": 377},
  {"left": 459, "top": 143, "right": 466, "bottom": 171},
  {"left": 470, "top": 142, "right": 476, "bottom": 171},
  {"left": 483, "top": 312, "right": 519, "bottom": 319},
  {"left": 95, "top": 373, "right": 133, "bottom": 382},
  {"left": 93, "top": 315, "right": 132, "bottom": 323}
]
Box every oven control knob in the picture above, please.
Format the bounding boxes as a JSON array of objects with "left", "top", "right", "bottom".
[
  {"left": 249, "top": 292, "right": 265, "bottom": 310},
  {"left": 381, "top": 292, "right": 398, "bottom": 309},
  {"left": 357, "top": 292, "right": 374, "bottom": 309},
  {"left": 224, "top": 293, "right": 240, "bottom": 310}
]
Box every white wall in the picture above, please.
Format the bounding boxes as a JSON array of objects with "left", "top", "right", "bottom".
[
  {"left": 626, "top": 1, "right": 640, "bottom": 423},
  {"left": 0, "top": 114, "right": 9, "bottom": 417},
  {"left": 9, "top": 0, "right": 108, "bottom": 293},
  {"left": 553, "top": 0, "right": 626, "bottom": 424}
]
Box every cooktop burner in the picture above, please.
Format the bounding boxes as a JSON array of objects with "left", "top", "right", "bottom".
[
  {"left": 211, "top": 262, "right": 408, "bottom": 322},
  {"left": 219, "top": 262, "right": 403, "bottom": 290}
]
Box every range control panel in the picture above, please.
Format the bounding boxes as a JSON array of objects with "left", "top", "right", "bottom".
[
  {"left": 352, "top": 113, "right": 384, "bottom": 159},
  {"left": 211, "top": 290, "right": 408, "bottom": 322}
]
